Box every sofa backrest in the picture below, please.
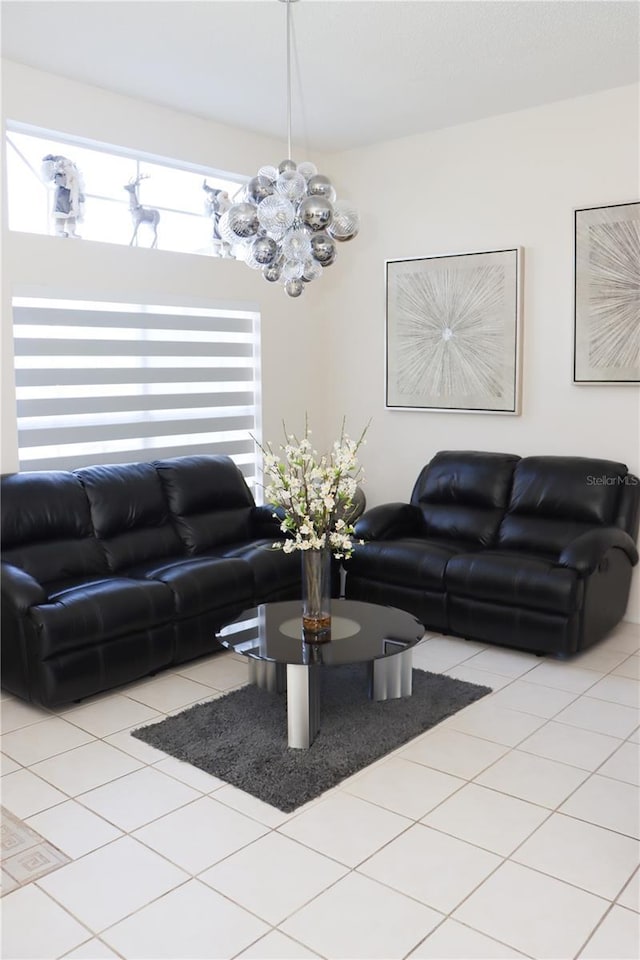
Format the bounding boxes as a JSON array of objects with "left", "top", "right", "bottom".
[
  {"left": 1, "top": 471, "right": 108, "bottom": 583},
  {"left": 154, "top": 455, "right": 255, "bottom": 553},
  {"left": 411, "top": 451, "right": 520, "bottom": 547},
  {"left": 75, "top": 462, "right": 184, "bottom": 571},
  {"left": 498, "top": 456, "right": 630, "bottom": 556}
]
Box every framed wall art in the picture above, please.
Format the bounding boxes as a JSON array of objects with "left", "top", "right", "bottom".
[
  {"left": 573, "top": 201, "right": 639, "bottom": 384},
  {"left": 386, "top": 248, "right": 523, "bottom": 414}
]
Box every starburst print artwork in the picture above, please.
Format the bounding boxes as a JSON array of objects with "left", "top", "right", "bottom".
[
  {"left": 574, "top": 202, "right": 640, "bottom": 383},
  {"left": 386, "top": 249, "right": 522, "bottom": 413},
  {"left": 395, "top": 265, "right": 506, "bottom": 399}
]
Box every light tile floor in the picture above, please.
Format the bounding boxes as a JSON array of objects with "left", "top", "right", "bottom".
[{"left": 0, "top": 621, "right": 639, "bottom": 960}]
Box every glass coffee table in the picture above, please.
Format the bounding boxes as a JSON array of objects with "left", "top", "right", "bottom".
[{"left": 217, "top": 599, "right": 423, "bottom": 749}]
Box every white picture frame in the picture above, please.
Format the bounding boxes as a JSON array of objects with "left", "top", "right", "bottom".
[
  {"left": 573, "top": 201, "right": 640, "bottom": 384},
  {"left": 386, "top": 248, "right": 523, "bottom": 414}
]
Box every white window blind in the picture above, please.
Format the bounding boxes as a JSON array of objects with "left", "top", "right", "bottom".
[{"left": 12, "top": 298, "right": 261, "bottom": 487}]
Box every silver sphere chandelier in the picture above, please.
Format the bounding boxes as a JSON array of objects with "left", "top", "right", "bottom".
[{"left": 219, "top": 0, "right": 359, "bottom": 297}]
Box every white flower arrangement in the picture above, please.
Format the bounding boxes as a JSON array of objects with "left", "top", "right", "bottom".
[{"left": 256, "top": 418, "right": 368, "bottom": 559}]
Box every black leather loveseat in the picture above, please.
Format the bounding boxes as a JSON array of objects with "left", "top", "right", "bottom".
[
  {"left": 344, "top": 451, "right": 639, "bottom": 656},
  {"left": 1, "top": 455, "right": 301, "bottom": 707}
]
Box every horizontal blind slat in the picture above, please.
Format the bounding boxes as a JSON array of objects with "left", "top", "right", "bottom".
[
  {"left": 19, "top": 447, "right": 255, "bottom": 473},
  {"left": 15, "top": 340, "right": 254, "bottom": 358},
  {"left": 14, "top": 322, "right": 255, "bottom": 342},
  {"left": 13, "top": 307, "right": 255, "bottom": 332},
  {"left": 15, "top": 356, "right": 255, "bottom": 369},
  {"left": 17, "top": 393, "right": 255, "bottom": 417},
  {"left": 19, "top": 419, "right": 255, "bottom": 448},
  {"left": 15, "top": 368, "right": 254, "bottom": 387},
  {"left": 20, "top": 434, "right": 254, "bottom": 462},
  {"left": 18, "top": 407, "right": 254, "bottom": 430}
]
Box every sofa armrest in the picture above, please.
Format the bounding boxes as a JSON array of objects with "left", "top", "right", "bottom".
[
  {"left": 250, "top": 504, "right": 287, "bottom": 540},
  {"left": 1, "top": 563, "right": 47, "bottom": 613},
  {"left": 354, "top": 503, "right": 422, "bottom": 541},
  {"left": 557, "top": 528, "right": 639, "bottom": 575}
]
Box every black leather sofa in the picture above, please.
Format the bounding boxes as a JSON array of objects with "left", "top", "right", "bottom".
[
  {"left": 1, "top": 455, "right": 301, "bottom": 708},
  {"left": 344, "top": 451, "right": 639, "bottom": 656}
]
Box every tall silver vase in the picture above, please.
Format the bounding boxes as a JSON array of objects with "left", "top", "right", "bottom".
[{"left": 301, "top": 548, "right": 331, "bottom": 639}]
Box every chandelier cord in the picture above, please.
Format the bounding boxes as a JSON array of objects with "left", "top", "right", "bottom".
[{"left": 286, "top": 0, "right": 293, "bottom": 161}]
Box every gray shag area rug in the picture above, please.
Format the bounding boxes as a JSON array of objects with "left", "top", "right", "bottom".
[{"left": 132, "top": 665, "right": 491, "bottom": 812}]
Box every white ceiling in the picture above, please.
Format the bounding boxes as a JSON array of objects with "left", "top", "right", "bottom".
[{"left": 2, "top": 1, "right": 638, "bottom": 153}]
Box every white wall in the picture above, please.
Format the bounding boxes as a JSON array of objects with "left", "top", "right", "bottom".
[
  {"left": 320, "top": 84, "right": 640, "bottom": 618},
  {"left": 0, "top": 60, "right": 327, "bottom": 473}
]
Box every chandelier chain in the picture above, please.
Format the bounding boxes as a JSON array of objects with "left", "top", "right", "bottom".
[{"left": 286, "top": 0, "right": 292, "bottom": 160}]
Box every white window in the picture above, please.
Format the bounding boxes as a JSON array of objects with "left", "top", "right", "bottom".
[
  {"left": 12, "top": 298, "right": 262, "bottom": 491},
  {"left": 6, "top": 125, "right": 245, "bottom": 255}
]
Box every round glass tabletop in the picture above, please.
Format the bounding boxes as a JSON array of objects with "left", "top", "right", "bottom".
[{"left": 217, "top": 599, "right": 423, "bottom": 667}]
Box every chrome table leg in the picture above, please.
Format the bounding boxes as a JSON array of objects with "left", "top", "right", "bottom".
[
  {"left": 370, "top": 647, "right": 413, "bottom": 700},
  {"left": 248, "top": 658, "right": 286, "bottom": 693},
  {"left": 286, "top": 663, "right": 320, "bottom": 749}
]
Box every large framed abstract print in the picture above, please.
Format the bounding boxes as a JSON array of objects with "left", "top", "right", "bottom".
[
  {"left": 386, "top": 248, "right": 522, "bottom": 414},
  {"left": 573, "top": 201, "right": 640, "bottom": 384}
]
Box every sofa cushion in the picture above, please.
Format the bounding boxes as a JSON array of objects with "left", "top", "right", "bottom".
[
  {"left": 76, "top": 462, "right": 183, "bottom": 571},
  {"left": 497, "top": 517, "right": 600, "bottom": 559},
  {"left": 155, "top": 456, "right": 255, "bottom": 552},
  {"left": 445, "top": 551, "right": 584, "bottom": 615},
  {"left": 1, "top": 471, "right": 107, "bottom": 583},
  {"left": 127, "top": 557, "right": 253, "bottom": 616},
  {"left": 498, "top": 457, "right": 629, "bottom": 556},
  {"left": 211, "top": 540, "right": 301, "bottom": 597},
  {"left": 411, "top": 451, "right": 520, "bottom": 547},
  {"left": 31, "top": 577, "right": 174, "bottom": 657},
  {"left": 347, "top": 537, "right": 474, "bottom": 591}
]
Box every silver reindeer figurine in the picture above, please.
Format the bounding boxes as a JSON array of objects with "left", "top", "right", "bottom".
[
  {"left": 203, "top": 179, "right": 233, "bottom": 257},
  {"left": 124, "top": 174, "right": 160, "bottom": 248}
]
